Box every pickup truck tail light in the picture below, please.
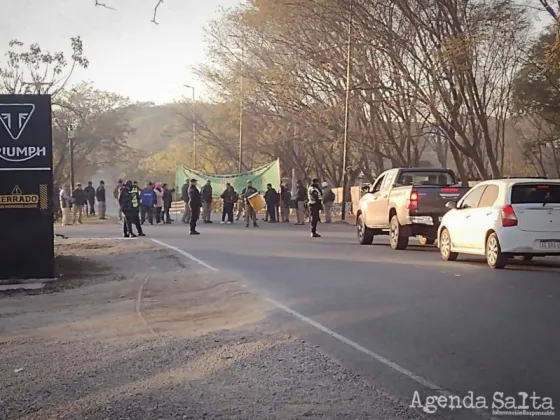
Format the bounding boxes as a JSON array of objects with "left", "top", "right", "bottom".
[
  {"left": 407, "top": 191, "right": 419, "bottom": 210},
  {"left": 501, "top": 205, "right": 518, "bottom": 227}
]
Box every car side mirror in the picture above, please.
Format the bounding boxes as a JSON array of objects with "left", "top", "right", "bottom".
[
  {"left": 445, "top": 201, "right": 458, "bottom": 209},
  {"left": 361, "top": 185, "right": 370, "bottom": 194}
]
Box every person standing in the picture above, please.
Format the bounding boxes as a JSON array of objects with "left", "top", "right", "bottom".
[
  {"left": 280, "top": 183, "right": 291, "bottom": 223},
  {"left": 140, "top": 182, "right": 156, "bottom": 225},
  {"left": 180, "top": 179, "right": 191, "bottom": 224},
  {"left": 71, "top": 183, "right": 86, "bottom": 224},
  {"left": 188, "top": 179, "right": 201, "bottom": 235},
  {"left": 235, "top": 194, "right": 245, "bottom": 221},
  {"left": 264, "top": 183, "right": 279, "bottom": 223},
  {"left": 60, "top": 185, "right": 72, "bottom": 226},
  {"left": 162, "top": 183, "right": 175, "bottom": 224},
  {"left": 119, "top": 180, "right": 144, "bottom": 238},
  {"left": 113, "top": 179, "right": 123, "bottom": 222},
  {"left": 129, "top": 182, "right": 144, "bottom": 235},
  {"left": 84, "top": 181, "right": 96, "bottom": 216},
  {"left": 96, "top": 181, "right": 107, "bottom": 219},
  {"left": 308, "top": 178, "right": 323, "bottom": 238},
  {"left": 321, "top": 181, "right": 335, "bottom": 223},
  {"left": 154, "top": 183, "right": 164, "bottom": 224},
  {"left": 220, "top": 183, "right": 237, "bottom": 224},
  {"left": 201, "top": 180, "right": 213, "bottom": 223},
  {"left": 295, "top": 180, "right": 306, "bottom": 225},
  {"left": 241, "top": 180, "right": 259, "bottom": 228}
]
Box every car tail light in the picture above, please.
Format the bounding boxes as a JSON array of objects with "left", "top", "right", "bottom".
[
  {"left": 537, "top": 185, "right": 550, "bottom": 189},
  {"left": 501, "top": 205, "right": 518, "bottom": 227},
  {"left": 408, "top": 191, "right": 419, "bottom": 210}
]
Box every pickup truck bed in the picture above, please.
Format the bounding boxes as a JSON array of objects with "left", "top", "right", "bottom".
[{"left": 356, "top": 168, "right": 470, "bottom": 250}]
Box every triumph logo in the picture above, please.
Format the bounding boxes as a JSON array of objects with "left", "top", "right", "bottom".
[
  {"left": 0, "top": 146, "right": 47, "bottom": 162},
  {"left": 0, "top": 103, "right": 35, "bottom": 140}
]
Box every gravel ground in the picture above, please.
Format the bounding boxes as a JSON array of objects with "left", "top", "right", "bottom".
[{"left": 0, "top": 238, "right": 426, "bottom": 420}]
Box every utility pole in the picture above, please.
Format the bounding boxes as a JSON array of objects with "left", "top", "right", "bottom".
[
  {"left": 67, "top": 125, "right": 76, "bottom": 190},
  {"left": 183, "top": 85, "right": 197, "bottom": 169},
  {"left": 239, "top": 45, "right": 244, "bottom": 173},
  {"left": 341, "top": 0, "right": 354, "bottom": 222}
]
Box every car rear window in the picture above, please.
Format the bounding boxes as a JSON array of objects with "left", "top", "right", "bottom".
[
  {"left": 397, "top": 171, "right": 456, "bottom": 187},
  {"left": 511, "top": 184, "right": 560, "bottom": 204}
]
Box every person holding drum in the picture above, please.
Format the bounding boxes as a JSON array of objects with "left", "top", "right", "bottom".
[{"left": 241, "top": 180, "right": 260, "bottom": 228}]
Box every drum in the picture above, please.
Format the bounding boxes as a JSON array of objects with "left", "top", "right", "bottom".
[{"left": 247, "top": 192, "right": 266, "bottom": 212}]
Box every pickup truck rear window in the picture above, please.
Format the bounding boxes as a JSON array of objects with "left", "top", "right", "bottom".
[
  {"left": 397, "top": 171, "right": 456, "bottom": 187},
  {"left": 511, "top": 184, "right": 560, "bottom": 204}
]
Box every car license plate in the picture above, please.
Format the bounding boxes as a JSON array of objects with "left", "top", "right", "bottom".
[{"left": 539, "top": 240, "right": 560, "bottom": 249}]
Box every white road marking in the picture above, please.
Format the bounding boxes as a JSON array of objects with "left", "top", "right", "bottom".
[
  {"left": 151, "top": 239, "right": 218, "bottom": 272},
  {"left": 151, "top": 238, "right": 501, "bottom": 420}
]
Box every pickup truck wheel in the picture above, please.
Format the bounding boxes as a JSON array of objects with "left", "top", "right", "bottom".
[
  {"left": 357, "top": 215, "right": 374, "bottom": 245},
  {"left": 439, "top": 229, "right": 458, "bottom": 261},
  {"left": 389, "top": 215, "right": 409, "bottom": 250},
  {"left": 418, "top": 236, "right": 435, "bottom": 246},
  {"left": 486, "top": 233, "right": 507, "bottom": 269}
]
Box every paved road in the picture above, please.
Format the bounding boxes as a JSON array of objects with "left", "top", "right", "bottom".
[{"left": 59, "top": 220, "right": 560, "bottom": 419}]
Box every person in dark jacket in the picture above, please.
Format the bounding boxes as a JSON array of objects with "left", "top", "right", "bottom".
[
  {"left": 220, "top": 183, "right": 237, "bottom": 224},
  {"left": 96, "top": 181, "right": 107, "bottom": 219},
  {"left": 308, "top": 178, "right": 323, "bottom": 238},
  {"left": 118, "top": 180, "right": 145, "bottom": 238},
  {"left": 162, "top": 183, "right": 175, "bottom": 224},
  {"left": 295, "top": 180, "right": 307, "bottom": 225},
  {"left": 140, "top": 182, "right": 156, "bottom": 225},
  {"left": 280, "top": 184, "right": 291, "bottom": 222},
  {"left": 71, "top": 183, "right": 86, "bottom": 224},
  {"left": 264, "top": 183, "right": 279, "bottom": 223},
  {"left": 84, "top": 181, "right": 96, "bottom": 216},
  {"left": 188, "top": 179, "right": 201, "bottom": 235},
  {"left": 201, "top": 180, "right": 213, "bottom": 223}
]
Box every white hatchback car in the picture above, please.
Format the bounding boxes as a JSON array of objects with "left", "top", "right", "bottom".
[{"left": 437, "top": 179, "right": 560, "bottom": 269}]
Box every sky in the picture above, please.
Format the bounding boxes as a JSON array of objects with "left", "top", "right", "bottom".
[{"left": 0, "top": 0, "right": 242, "bottom": 104}]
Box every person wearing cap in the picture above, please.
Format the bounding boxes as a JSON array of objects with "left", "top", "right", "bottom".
[
  {"left": 119, "top": 180, "right": 145, "bottom": 238},
  {"left": 96, "top": 181, "right": 107, "bottom": 219},
  {"left": 241, "top": 180, "right": 259, "bottom": 228},
  {"left": 307, "top": 178, "right": 323, "bottom": 238},
  {"left": 321, "top": 181, "right": 335, "bottom": 223},
  {"left": 188, "top": 179, "right": 201, "bottom": 235},
  {"left": 71, "top": 183, "right": 86, "bottom": 224}
]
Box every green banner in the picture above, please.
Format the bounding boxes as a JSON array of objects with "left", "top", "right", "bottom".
[{"left": 175, "top": 159, "right": 281, "bottom": 197}]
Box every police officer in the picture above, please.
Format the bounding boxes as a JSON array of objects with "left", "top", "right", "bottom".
[{"left": 308, "top": 178, "right": 323, "bottom": 238}]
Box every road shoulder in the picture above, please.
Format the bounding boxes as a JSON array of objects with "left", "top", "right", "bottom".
[{"left": 0, "top": 237, "right": 425, "bottom": 419}]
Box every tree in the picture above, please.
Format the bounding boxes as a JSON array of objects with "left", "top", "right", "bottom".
[
  {"left": 0, "top": 37, "right": 88, "bottom": 96},
  {"left": 52, "top": 82, "right": 134, "bottom": 184}
]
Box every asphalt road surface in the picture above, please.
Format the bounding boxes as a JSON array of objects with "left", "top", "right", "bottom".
[{"left": 59, "top": 219, "right": 560, "bottom": 420}]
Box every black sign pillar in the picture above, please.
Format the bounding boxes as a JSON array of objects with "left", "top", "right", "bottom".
[{"left": 0, "top": 95, "right": 54, "bottom": 280}]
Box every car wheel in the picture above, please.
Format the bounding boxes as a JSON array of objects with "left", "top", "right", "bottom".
[
  {"left": 486, "top": 232, "right": 507, "bottom": 269},
  {"left": 439, "top": 228, "right": 458, "bottom": 261},
  {"left": 418, "top": 236, "right": 436, "bottom": 246},
  {"left": 389, "top": 215, "right": 409, "bottom": 250},
  {"left": 357, "top": 215, "right": 374, "bottom": 245}
]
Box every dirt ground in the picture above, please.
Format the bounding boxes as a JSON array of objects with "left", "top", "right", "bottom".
[{"left": 0, "top": 238, "right": 425, "bottom": 420}]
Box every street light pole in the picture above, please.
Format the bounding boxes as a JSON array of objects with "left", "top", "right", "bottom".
[
  {"left": 67, "top": 125, "right": 76, "bottom": 190},
  {"left": 239, "top": 46, "right": 244, "bottom": 173},
  {"left": 340, "top": 0, "right": 354, "bottom": 222},
  {"left": 184, "top": 85, "right": 197, "bottom": 169}
]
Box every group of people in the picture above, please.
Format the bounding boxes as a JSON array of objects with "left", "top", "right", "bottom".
[
  {"left": 56, "top": 175, "right": 337, "bottom": 239},
  {"left": 179, "top": 178, "right": 336, "bottom": 238},
  {"left": 57, "top": 181, "right": 107, "bottom": 226}
]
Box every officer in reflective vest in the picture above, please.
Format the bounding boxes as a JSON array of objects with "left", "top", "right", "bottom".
[{"left": 307, "top": 178, "right": 323, "bottom": 238}]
